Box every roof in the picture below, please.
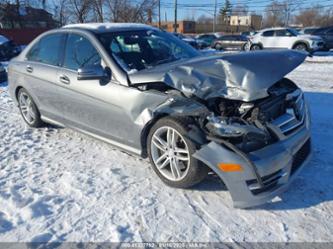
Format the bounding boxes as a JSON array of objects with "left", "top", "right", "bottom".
[
  {"left": 259, "top": 27, "right": 292, "bottom": 32},
  {"left": 62, "top": 23, "right": 155, "bottom": 33}
]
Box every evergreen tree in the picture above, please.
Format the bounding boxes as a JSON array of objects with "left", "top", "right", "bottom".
[{"left": 219, "top": 0, "right": 232, "bottom": 24}]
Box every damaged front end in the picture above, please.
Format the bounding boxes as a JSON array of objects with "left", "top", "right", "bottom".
[
  {"left": 131, "top": 50, "right": 311, "bottom": 208},
  {"left": 203, "top": 78, "right": 301, "bottom": 152},
  {"left": 192, "top": 78, "right": 312, "bottom": 208}
]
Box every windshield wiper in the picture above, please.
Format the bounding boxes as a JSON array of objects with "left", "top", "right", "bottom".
[{"left": 149, "top": 56, "right": 181, "bottom": 67}]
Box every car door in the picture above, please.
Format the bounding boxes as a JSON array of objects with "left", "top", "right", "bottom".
[
  {"left": 260, "top": 30, "right": 275, "bottom": 48},
  {"left": 220, "top": 36, "right": 232, "bottom": 49},
  {"left": 21, "top": 33, "right": 66, "bottom": 122},
  {"left": 229, "top": 36, "right": 240, "bottom": 50},
  {"left": 54, "top": 33, "right": 163, "bottom": 151},
  {"left": 236, "top": 35, "right": 247, "bottom": 50},
  {"left": 272, "top": 29, "right": 290, "bottom": 48}
]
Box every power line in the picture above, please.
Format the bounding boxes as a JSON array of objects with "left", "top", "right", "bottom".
[
  {"left": 159, "top": 0, "right": 333, "bottom": 14},
  {"left": 160, "top": 0, "right": 333, "bottom": 9}
]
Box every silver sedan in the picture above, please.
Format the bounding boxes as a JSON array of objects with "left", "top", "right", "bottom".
[{"left": 8, "top": 23, "right": 312, "bottom": 208}]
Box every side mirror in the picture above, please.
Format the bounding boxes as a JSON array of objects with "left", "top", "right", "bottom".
[{"left": 77, "top": 65, "right": 110, "bottom": 81}]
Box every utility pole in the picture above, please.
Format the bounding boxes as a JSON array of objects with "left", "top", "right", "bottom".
[
  {"left": 213, "top": 0, "right": 217, "bottom": 32},
  {"left": 174, "top": 0, "right": 177, "bottom": 33},
  {"left": 285, "top": 0, "right": 290, "bottom": 27},
  {"left": 158, "top": 0, "right": 161, "bottom": 28}
]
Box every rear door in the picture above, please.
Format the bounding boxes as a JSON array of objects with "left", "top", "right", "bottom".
[
  {"left": 219, "top": 36, "right": 233, "bottom": 49},
  {"left": 260, "top": 30, "right": 275, "bottom": 48},
  {"left": 273, "top": 29, "right": 289, "bottom": 48},
  {"left": 22, "top": 33, "right": 66, "bottom": 121}
]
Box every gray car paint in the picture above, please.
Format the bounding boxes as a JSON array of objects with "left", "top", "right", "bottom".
[
  {"left": 8, "top": 25, "right": 311, "bottom": 208},
  {"left": 129, "top": 50, "right": 307, "bottom": 101}
]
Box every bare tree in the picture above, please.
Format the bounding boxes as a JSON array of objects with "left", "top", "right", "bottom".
[
  {"left": 67, "top": 0, "right": 92, "bottom": 23},
  {"left": 197, "top": 14, "right": 213, "bottom": 24},
  {"left": 232, "top": 4, "right": 248, "bottom": 16},
  {"left": 105, "top": 0, "right": 156, "bottom": 23},
  {"left": 53, "top": 0, "right": 69, "bottom": 26},
  {"left": 263, "top": 1, "right": 286, "bottom": 27},
  {"left": 92, "top": 0, "right": 104, "bottom": 22},
  {"left": 295, "top": 6, "right": 333, "bottom": 27},
  {"left": 295, "top": 6, "right": 321, "bottom": 27}
]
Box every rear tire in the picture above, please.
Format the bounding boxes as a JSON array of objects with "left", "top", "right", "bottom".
[
  {"left": 250, "top": 44, "right": 262, "bottom": 50},
  {"left": 17, "top": 88, "right": 44, "bottom": 128},
  {"left": 147, "top": 117, "right": 208, "bottom": 188},
  {"left": 215, "top": 43, "right": 223, "bottom": 51}
]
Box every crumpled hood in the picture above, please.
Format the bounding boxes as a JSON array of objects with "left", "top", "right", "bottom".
[{"left": 128, "top": 50, "right": 307, "bottom": 102}]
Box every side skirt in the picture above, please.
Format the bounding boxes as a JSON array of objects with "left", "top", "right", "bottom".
[{"left": 41, "top": 115, "right": 143, "bottom": 156}]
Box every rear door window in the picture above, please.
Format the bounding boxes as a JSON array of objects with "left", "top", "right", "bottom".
[
  {"left": 274, "top": 29, "right": 287, "bottom": 36},
  {"left": 26, "top": 33, "right": 65, "bottom": 66},
  {"left": 262, "top": 31, "right": 274, "bottom": 37}
]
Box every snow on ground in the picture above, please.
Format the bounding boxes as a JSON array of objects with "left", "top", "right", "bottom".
[
  {"left": 0, "top": 60, "right": 333, "bottom": 243},
  {"left": 306, "top": 51, "right": 333, "bottom": 63}
]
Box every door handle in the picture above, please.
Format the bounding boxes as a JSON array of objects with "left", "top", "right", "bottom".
[
  {"left": 26, "top": 65, "right": 33, "bottom": 73},
  {"left": 59, "top": 75, "right": 70, "bottom": 84}
]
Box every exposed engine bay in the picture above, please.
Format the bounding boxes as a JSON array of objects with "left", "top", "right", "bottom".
[
  {"left": 201, "top": 78, "right": 301, "bottom": 152},
  {"left": 138, "top": 77, "right": 302, "bottom": 154}
]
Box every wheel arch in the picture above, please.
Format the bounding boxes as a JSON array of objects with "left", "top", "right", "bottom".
[
  {"left": 251, "top": 42, "right": 263, "bottom": 49},
  {"left": 140, "top": 113, "right": 169, "bottom": 158},
  {"left": 15, "top": 85, "right": 24, "bottom": 101},
  {"left": 292, "top": 40, "right": 310, "bottom": 50}
]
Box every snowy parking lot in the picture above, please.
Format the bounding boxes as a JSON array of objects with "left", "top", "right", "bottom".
[{"left": 0, "top": 56, "right": 333, "bottom": 242}]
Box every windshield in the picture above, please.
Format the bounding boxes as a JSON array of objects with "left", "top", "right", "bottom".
[{"left": 97, "top": 29, "right": 200, "bottom": 72}]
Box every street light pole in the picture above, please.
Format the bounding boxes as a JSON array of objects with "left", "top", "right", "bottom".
[
  {"left": 158, "top": 0, "right": 161, "bottom": 28},
  {"left": 174, "top": 0, "right": 177, "bottom": 33},
  {"left": 213, "top": 0, "right": 217, "bottom": 32}
]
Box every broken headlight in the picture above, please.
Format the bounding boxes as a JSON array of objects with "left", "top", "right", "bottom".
[{"left": 206, "top": 114, "right": 271, "bottom": 152}]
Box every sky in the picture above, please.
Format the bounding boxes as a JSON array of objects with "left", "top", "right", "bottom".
[{"left": 159, "top": 0, "right": 333, "bottom": 21}]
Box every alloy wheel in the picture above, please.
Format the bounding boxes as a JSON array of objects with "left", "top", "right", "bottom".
[
  {"left": 150, "top": 126, "right": 190, "bottom": 181},
  {"left": 295, "top": 44, "right": 307, "bottom": 51},
  {"left": 251, "top": 44, "right": 261, "bottom": 50},
  {"left": 19, "top": 91, "right": 36, "bottom": 125}
]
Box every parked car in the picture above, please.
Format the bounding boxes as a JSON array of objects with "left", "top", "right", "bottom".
[
  {"left": 172, "top": 32, "right": 198, "bottom": 49},
  {"left": 312, "top": 26, "right": 333, "bottom": 50},
  {"left": 8, "top": 23, "right": 312, "bottom": 208},
  {"left": 249, "top": 27, "right": 324, "bottom": 52},
  {"left": 0, "top": 35, "right": 21, "bottom": 61},
  {"left": 0, "top": 62, "right": 6, "bottom": 83},
  {"left": 241, "top": 31, "right": 257, "bottom": 38},
  {"left": 298, "top": 27, "right": 319, "bottom": 35},
  {"left": 196, "top": 34, "right": 218, "bottom": 49},
  {"left": 212, "top": 35, "right": 248, "bottom": 51}
]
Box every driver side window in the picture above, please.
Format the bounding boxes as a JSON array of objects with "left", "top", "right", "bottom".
[{"left": 63, "top": 34, "right": 102, "bottom": 71}]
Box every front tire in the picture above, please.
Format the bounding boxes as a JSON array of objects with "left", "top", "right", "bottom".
[
  {"left": 17, "top": 88, "right": 44, "bottom": 127},
  {"left": 147, "top": 117, "right": 208, "bottom": 188}
]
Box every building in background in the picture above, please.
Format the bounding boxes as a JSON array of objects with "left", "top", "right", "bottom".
[
  {"left": 153, "top": 21, "right": 196, "bottom": 33},
  {"left": 229, "top": 15, "right": 262, "bottom": 30},
  {"left": 0, "top": 4, "right": 57, "bottom": 29}
]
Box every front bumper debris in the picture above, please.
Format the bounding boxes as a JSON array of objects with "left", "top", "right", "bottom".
[{"left": 193, "top": 97, "right": 312, "bottom": 208}]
